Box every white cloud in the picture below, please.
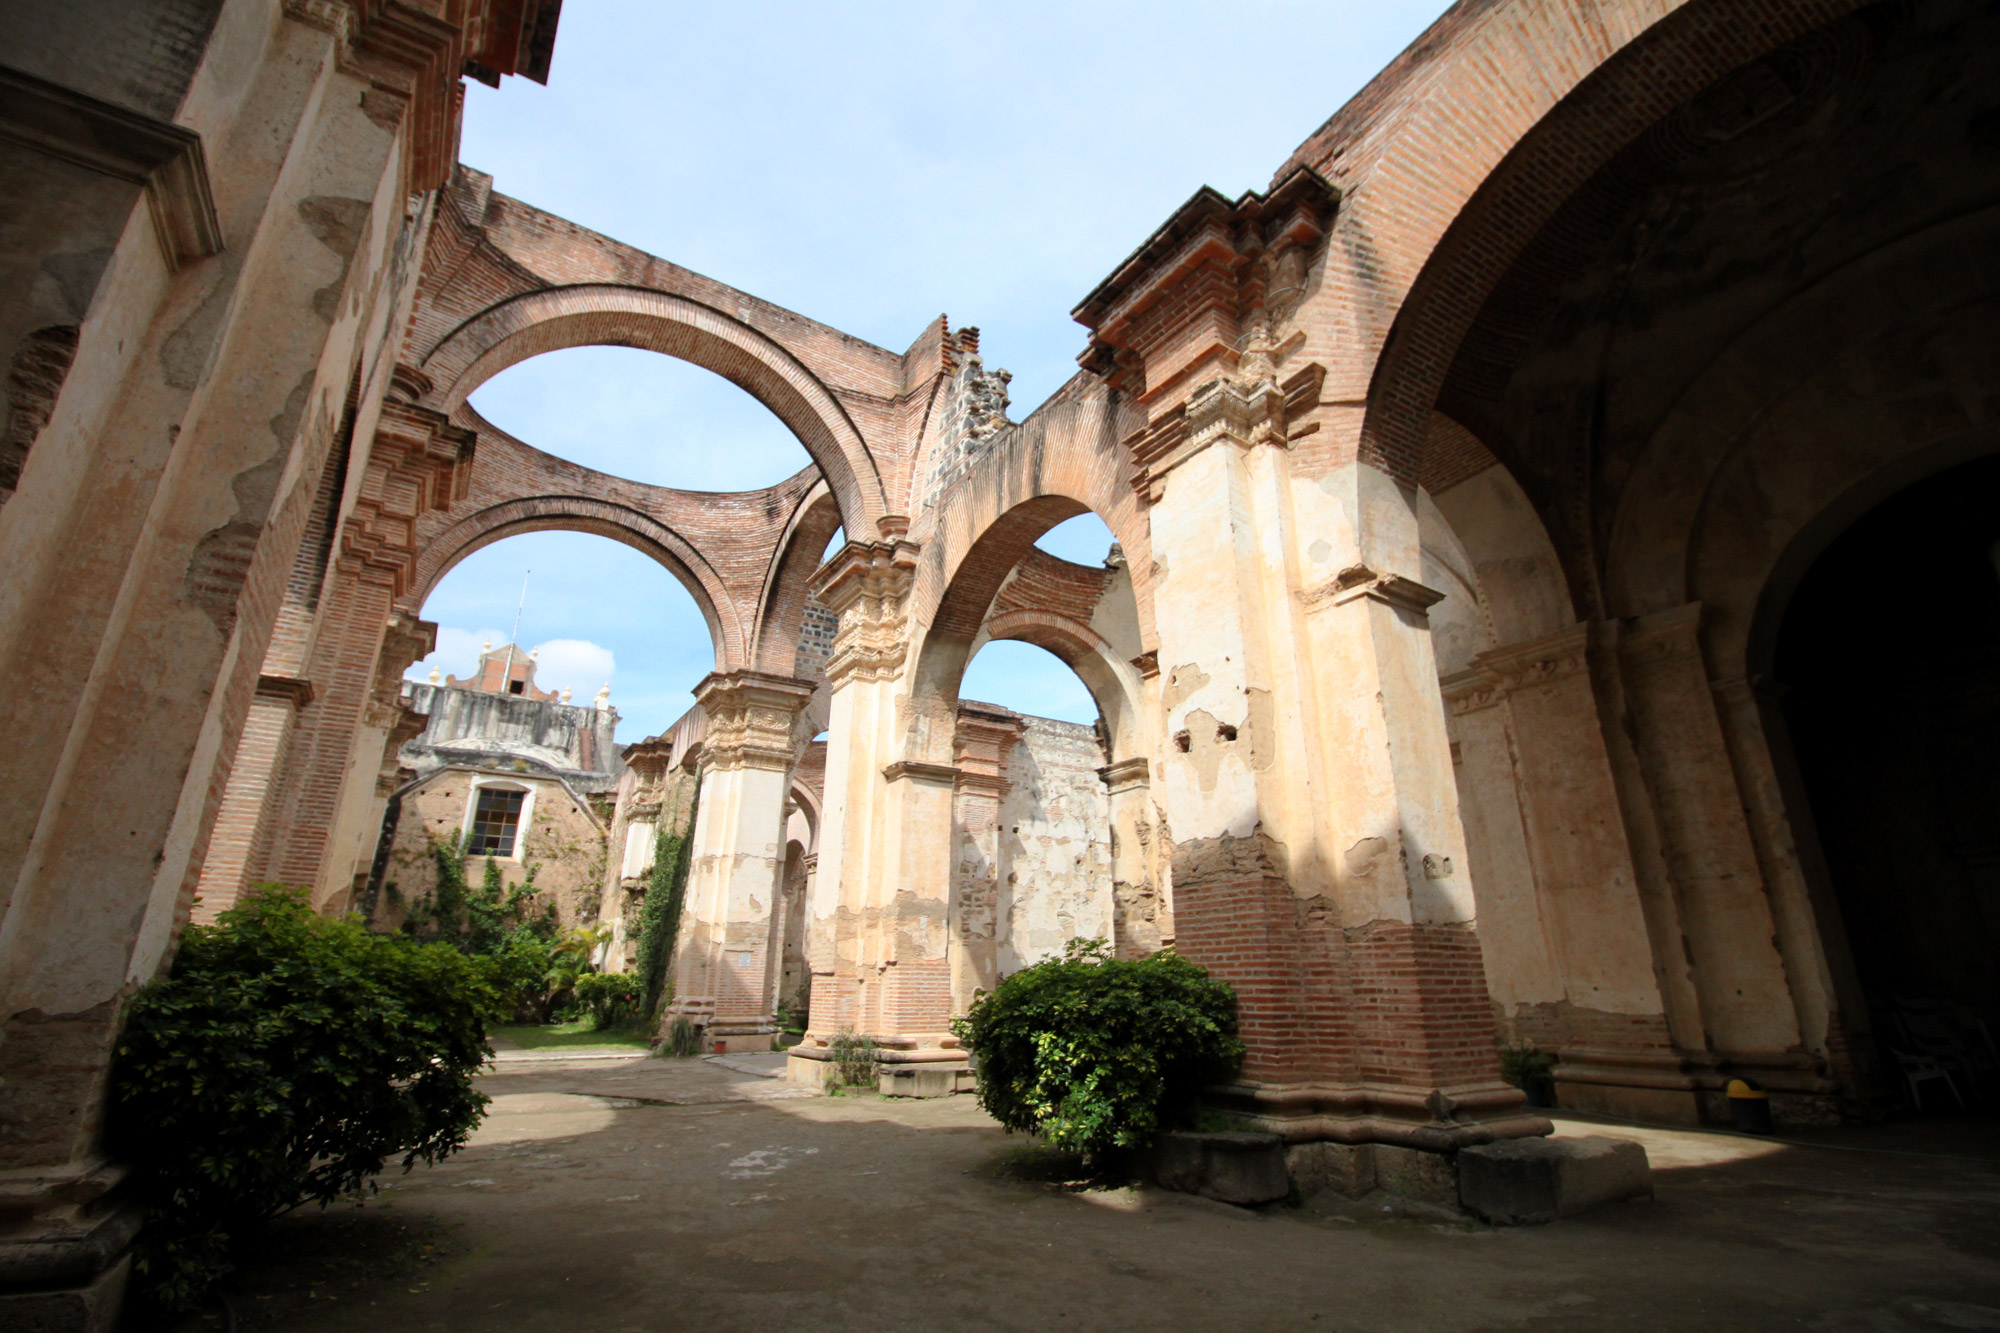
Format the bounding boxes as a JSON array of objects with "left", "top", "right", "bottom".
[
  {"left": 406, "top": 626, "right": 510, "bottom": 683},
  {"left": 403, "top": 630, "right": 616, "bottom": 705},
  {"left": 530, "top": 638, "right": 616, "bottom": 700}
]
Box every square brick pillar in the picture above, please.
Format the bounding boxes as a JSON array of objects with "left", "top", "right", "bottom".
[
  {"left": 1145, "top": 374, "right": 1543, "bottom": 1150},
  {"left": 671, "top": 670, "right": 816, "bottom": 1042}
]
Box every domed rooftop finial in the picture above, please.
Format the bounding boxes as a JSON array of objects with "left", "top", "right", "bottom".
[{"left": 428, "top": 665, "right": 441, "bottom": 684}]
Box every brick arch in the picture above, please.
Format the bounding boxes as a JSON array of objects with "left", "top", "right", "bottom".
[
  {"left": 975, "top": 608, "right": 1144, "bottom": 761},
  {"left": 1312, "top": 0, "right": 1867, "bottom": 478},
  {"left": 751, "top": 481, "right": 843, "bottom": 676},
  {"left": 417, "top": 284, "right": 889, "bottom": 533},
  {"left": 408, "top": 496, "right": 739, "bottom": 672}
]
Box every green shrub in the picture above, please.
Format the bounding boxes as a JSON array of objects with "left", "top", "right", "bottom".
[
  {"left": 109, "top": 887, "right": 491, "bottom": 1312},
  {"left": 663, "top": 1015, "right": 700, "bottom": 1057},
  {"left": 572, "top": 970, "right": 641, "bottom": 1030},
  {"left": 951, "top": 939, "right": 1243, "bottom": 1162},
  {"left": 634, "top": 791, "right": 698, "bottom": 1022},
  {"left": 829, "top": 1029, "right": 876, "bottom": 1087}
]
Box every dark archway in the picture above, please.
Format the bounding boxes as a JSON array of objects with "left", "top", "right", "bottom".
[{"left": 1774, "top": 452, "right": 2000, "bottom": 1112}]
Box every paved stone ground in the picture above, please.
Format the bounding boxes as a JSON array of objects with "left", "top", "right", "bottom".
[{"left": 181, "top": 1056, "right": 2000, "bottom": 1332}]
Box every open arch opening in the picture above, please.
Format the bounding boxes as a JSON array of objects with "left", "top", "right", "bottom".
[
  {"left": 467, "top": 345, "right": 815, "bottom": 492},
  {"left": 1771, "top": 452, "right": 2000, "bottom": 1116},
  {"left": 368, "top": 529, "right": 714, "bottom": 944}
]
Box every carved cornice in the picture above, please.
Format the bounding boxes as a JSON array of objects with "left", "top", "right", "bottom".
[
  {"left": 0, "top": 65, "right": 222, "bottom": 271},
  {"left": 882, "top": 760, "right": 960, "bottom": 786},
  {"left": 812, "top": 539, "right": 919, "bottom": 686},
  {"left": 1620, "top": 602, "right": 1705, "bottom": 669},
  {"left": 1075, "top": 167, "right": 1337, "bottom": 404},
  {"left": 286, "top": 1, "right": 561, "bottom": 195},
  {"left": 256, "top": 673, "right": 316, "bottom": 709},
  {"left": 1476, "top": 623, "right": 1591, "bottom": 692},
  {"left": 1440, "top": 667, "right": 1502, "bottom": 717},
  {"left": 1298, "top": 564, "right": 1446, "bottom": 618},
  {"left": 693, "top": 670, "right": 815, "bottom": 773},
  {"left": 1129, "top": 650, "right": 1160, "bottom": 679},
  {"left": 1097, "top": 756, "right": 1152, "bottom": 794}
]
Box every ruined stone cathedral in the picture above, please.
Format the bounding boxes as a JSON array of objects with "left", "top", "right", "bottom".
[{"left": 4, "top": 0, "right": 1998, "bottom": 1320}]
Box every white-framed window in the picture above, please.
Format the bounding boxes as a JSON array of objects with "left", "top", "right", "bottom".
[{"left": 462, "top": 779, "right": 536, "bottom": 859}]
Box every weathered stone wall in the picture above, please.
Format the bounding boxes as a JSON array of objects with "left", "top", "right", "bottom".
[
  {"left": 376, "top": 768, "right": 607, "bottom": 935},
  {"left": 994, "top": 714, "right": 1114, "bottom": 971}
]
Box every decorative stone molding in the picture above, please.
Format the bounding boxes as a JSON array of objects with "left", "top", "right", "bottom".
[
  {"left": 1073, "top": 167, "right": 1336, "bottom": 500},
  {"left": 1477, "top": 623, "right": 1591, "bottom": 692},
  {"left": 1075, "top": 167, "right": 1337, "bottom": 403},
  {"left": 692, "top": 671, "right": 815, "bottom": 773},
  {"left": 811, "top": 539, "right": 920, "bottom": 686},
  {"left": 1619, "top": 602, "right": 1705, "bottom": 669},
  {"left": 286, "top": 1, "right": 561, "bottom": 194},
  {"left": 1129, "top": 650, "right": 1160, "bottom": 679},
  {"left": 1298, "top": 564, "right": 1446, "bottom": 617},
  {"left": 0, "top": 65, "right": 223, "bottom": 271},
  {"left": 363, "top": 610, "right": 435, "bottom": 732},
  {"left": 339, "top": 400, "right": 475, "bottom": 593},
  {"left": 1097, "top": 756, "right": 1152, "bottom": 795},
  {"left": 1441, "top": 667, "right": 1503, "bottom": 717},
  {"left": 881, "top": 760, "right": 960, "bottom": 786}
]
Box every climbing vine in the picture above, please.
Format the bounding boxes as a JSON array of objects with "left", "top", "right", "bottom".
[{"left": 633, "top": 781, "right": 699, "bottom": 1021}]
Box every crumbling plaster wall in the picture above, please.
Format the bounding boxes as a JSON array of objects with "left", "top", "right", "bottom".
[{"left": 378, "top": 768, "right": 607, "bottom": 934}]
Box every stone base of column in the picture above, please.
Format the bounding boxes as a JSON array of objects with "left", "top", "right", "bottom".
[
  {"left": 1207, "top": 1079, "right": 1551, "bottom": 1153},
  {"left": 0, "top": 1162, "right": 140, "bottom": 1333},
  {"left": 784, "top": 1035, "right": 973, "bottom": 1095},
  {"left": 1555, "top": 1046, "right": 1839, "bottom": 1128}
]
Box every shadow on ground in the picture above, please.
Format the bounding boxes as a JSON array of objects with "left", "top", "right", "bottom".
[{"left": 128, "top": 1054, "right": 2000, "bottom": 1332}]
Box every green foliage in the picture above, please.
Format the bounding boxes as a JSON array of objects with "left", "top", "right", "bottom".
[
  {"left": 633, "top": 785, "right": 699, "bottom": 1021},
  {"left": 110, "top": 886, "right": 491, "bottom": 1313},
  {"left": 829, "top": 1029, "right": 877, "bottom": 1087},
  {"left": 663, "top": 1015, "right": 701, "bottom": 1058},
  {"left": 951, "top": 939, "right": 1244, "bottom": 1162},
  {"left": 1498, "top": 1041, "right": 1557, "bottom": 1084},
  {"left": 572, "top": 970, "right": 641, "bottom": 1030}
]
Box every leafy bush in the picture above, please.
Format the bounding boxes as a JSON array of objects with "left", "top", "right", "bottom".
[
  {"left": 951, "top": 939, "right": 1243, "bottom": 1162},
  {"left": 572, "top": 970, "right": 641, "bottom": 1030},
  {"left": 110, "top": 887, "right": 491, "bottom": 1312}
]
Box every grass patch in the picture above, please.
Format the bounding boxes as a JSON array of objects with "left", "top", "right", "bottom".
[{"left": 489, "top": 1019, "right": 650, "bottom": 1051}]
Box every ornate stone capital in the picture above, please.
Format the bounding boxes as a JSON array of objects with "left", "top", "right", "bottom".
[
  {"left": 692, "top": 671, "right": 816, "bottom": 773},
  {"left": 812, "top": 539, "right": 919, "bottom": 686}
]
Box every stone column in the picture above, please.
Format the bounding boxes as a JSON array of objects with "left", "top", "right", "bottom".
[
  {"left": 950, "top": 703, "right": 1024, "bottom": 1009},
  {"left": 321, "top": 611, "right": 435, "bottom": 915},
  {"left": 1607, "top": 605, "right": 1833, "bottom": 1113},
  {"left": 1447, "top": 625, "right": 1690, "bottom": 1121},
  {"left": 670, "top": 669, "right": 815, "bottom": 1044},
  {"left": 1099, "top": 756, "right": 1163, "bottom": 958}
]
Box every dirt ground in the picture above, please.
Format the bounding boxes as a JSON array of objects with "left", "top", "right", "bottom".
[{"left": 147, "top": 1052, "right": 2000, "bottom": 1332}]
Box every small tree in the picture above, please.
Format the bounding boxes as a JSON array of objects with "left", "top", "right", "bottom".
[
  {"left": 110, "top": 887, "right": 491, "bottom": 1312},
  {"left": 951, "top": 940, "right": 1243, "bottom": 1162}
]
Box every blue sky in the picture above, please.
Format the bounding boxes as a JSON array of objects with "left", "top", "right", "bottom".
[{"left": 410, "top": 0, "right": 1451, "bottom": 740}]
